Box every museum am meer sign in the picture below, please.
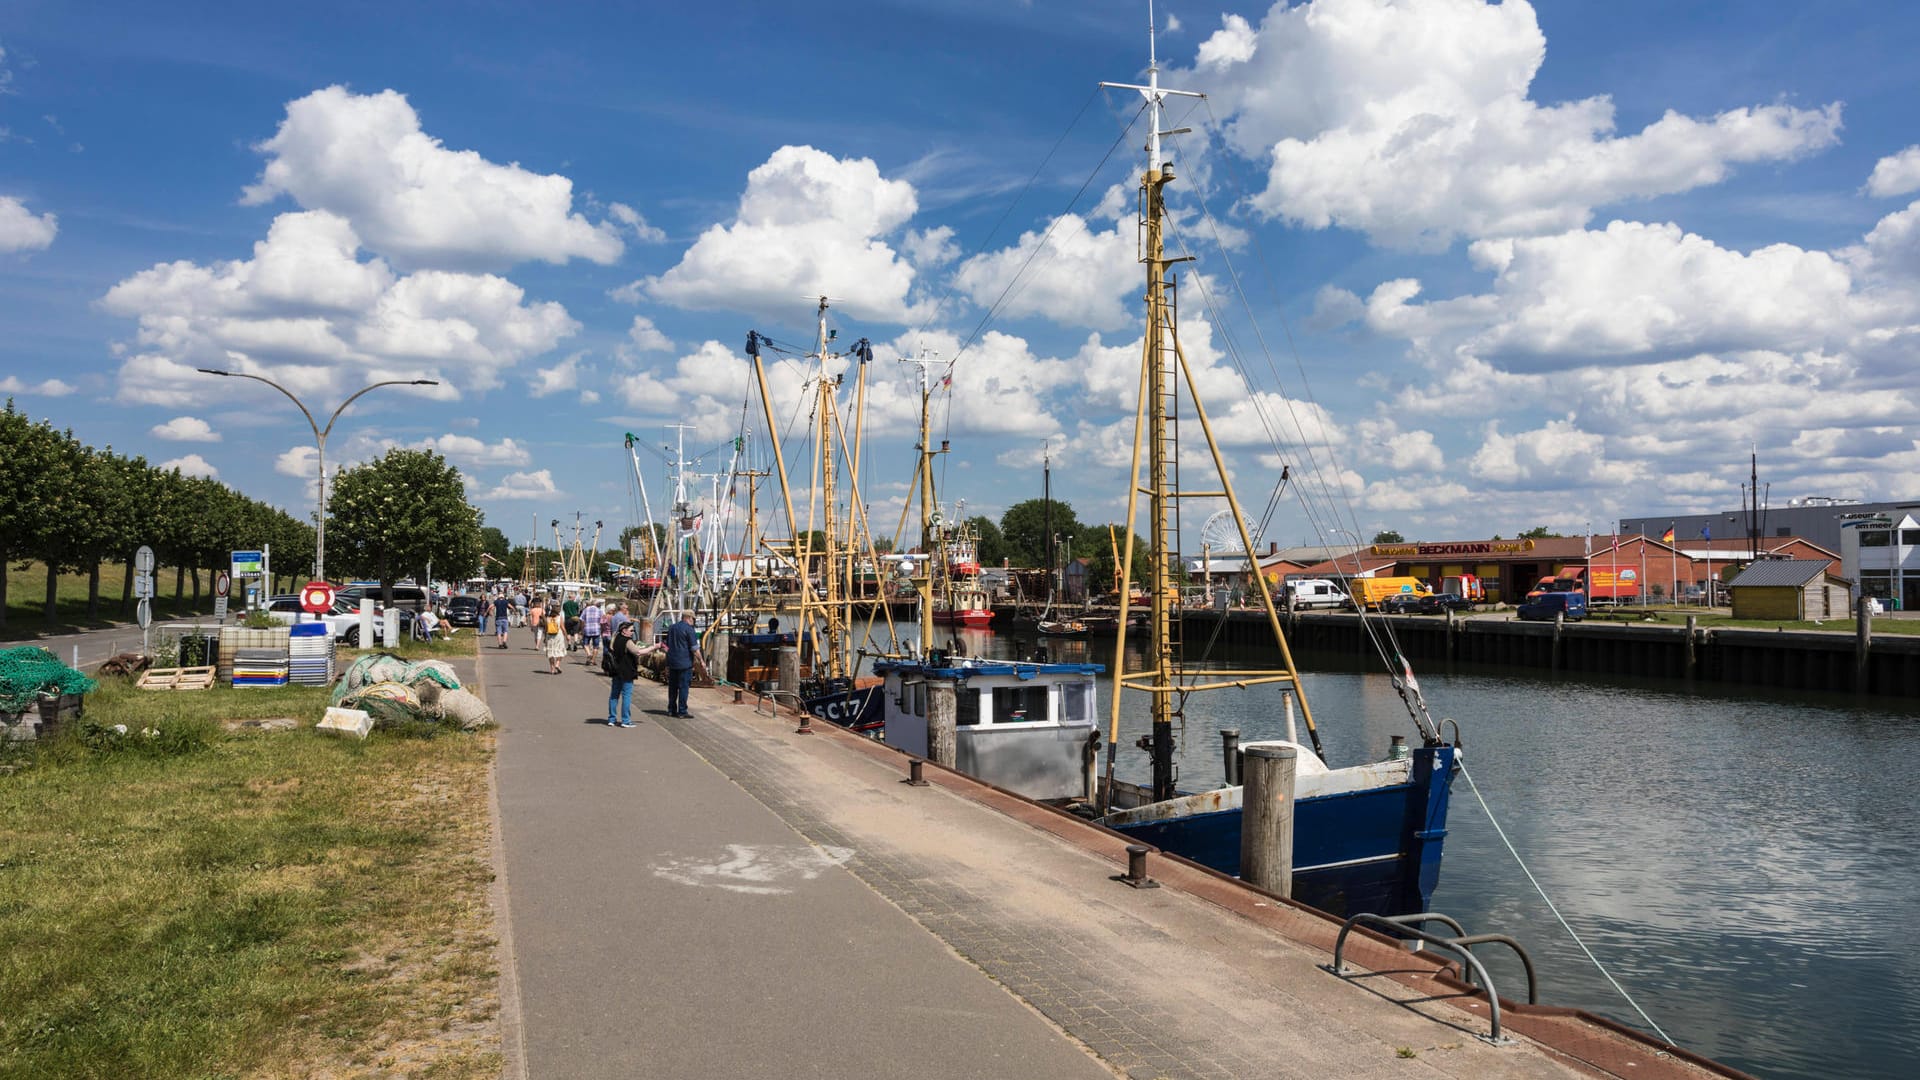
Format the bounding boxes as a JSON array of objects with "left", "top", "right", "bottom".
[{"left": 1370, "top": 539, "right": 1538, "bottom": 558}]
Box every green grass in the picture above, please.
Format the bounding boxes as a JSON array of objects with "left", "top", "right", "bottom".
[
  {"left": 1, "top": 561, "right": 230, "bottom": 641},
  {"left": 0, "top": 678, "right": 500, "bottom": 1078}
]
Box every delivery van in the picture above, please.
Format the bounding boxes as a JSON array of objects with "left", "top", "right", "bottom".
[{"left": 1349, "top": 576, "right": 1433, "bottom": 611}]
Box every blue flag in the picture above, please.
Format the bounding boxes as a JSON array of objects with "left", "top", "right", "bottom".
[{"left": 1702, "top": 525, "right": 1711, "bottom": 541}]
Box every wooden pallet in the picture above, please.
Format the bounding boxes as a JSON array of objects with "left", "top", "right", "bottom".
[{"left": 135, "top": 666, "right": 217, "bottom": 691}]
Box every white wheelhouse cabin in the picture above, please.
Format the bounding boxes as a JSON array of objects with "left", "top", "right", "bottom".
[{"left": 873, "top": 657, "right": 1104, "bottom": 801}]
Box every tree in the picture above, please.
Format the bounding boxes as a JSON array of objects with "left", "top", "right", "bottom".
[
  {"left": 1519, "top": 525, "right": 1561, "bottom": 539},
  {"left": 479, "top": 526, "right": 512, "bottom": 568},
  {"left": 327, "top": 449, "right": 480, "bottom": 602},
  {"left": 966, "top": 515, "right": 1006, "bottom": 567},
  {"left": 1084, "top": 524, "right": 1150, "bottom": 597},
  {"left": 999, "top": 498, "right": 1082, "bottom": 568},
  {"left": 1371, "top": 529, "right": 1405, "bottom": 544},
  {"left": 0, "top": 402, "right": 69, "bottom": 630}
]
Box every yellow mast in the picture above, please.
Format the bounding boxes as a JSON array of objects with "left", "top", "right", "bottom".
[{"left": 1101, "top": 29, "right": 1324, "bottom": 807}]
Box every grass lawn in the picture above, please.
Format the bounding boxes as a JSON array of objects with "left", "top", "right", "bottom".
[
  {"left": 1, "top": 561, "right": 233, "bottom": 641},
  {"left": 0, "top": 677, "right": 499, "bottom": 1078}
]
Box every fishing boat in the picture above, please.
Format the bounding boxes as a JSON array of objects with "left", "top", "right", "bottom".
[
  {"left": 744, "top": 301, "right": 891, "bottom": 733},
  {"left": 1084, "top": 26, "right": 1458, "bottom": 919},
  {"left": 1036, "top": 618, "right": 1089, "bottom": 637}
]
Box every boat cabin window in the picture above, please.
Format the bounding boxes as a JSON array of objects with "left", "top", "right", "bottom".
[
  {"left": 991, "top": 685, "right": 1050, "bottom": 725},
  {"left": 956, "top": 685, "right": 980, "bottom": 726},
  {"left": 1061, "top": 679, "right": 1094, "bottom": 724}
]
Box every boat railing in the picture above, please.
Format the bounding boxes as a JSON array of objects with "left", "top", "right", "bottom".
[{"left": 1325, "top": 911, "right": 1537, "bottom": 1045}]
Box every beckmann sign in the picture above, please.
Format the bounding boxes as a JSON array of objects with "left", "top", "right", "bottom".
[{"left": 1372, "top": 539, "right": 1537, "bottom": 558}]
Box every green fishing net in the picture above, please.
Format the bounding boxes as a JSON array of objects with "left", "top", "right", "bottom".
[{"left": 0, "top": 646, "right": 98, "bottom": 713}]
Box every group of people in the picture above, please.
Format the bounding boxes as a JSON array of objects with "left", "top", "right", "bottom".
[{"left": 603, "top": 611, "right": 703, "bottom": 727}]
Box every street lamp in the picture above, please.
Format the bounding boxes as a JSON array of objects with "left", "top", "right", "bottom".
[{"left": 197, "top": 368, "right": 440, "bottom": 583}]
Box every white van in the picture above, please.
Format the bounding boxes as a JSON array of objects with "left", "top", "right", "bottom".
[{"left": 1283, "top": 578, "right": 1351, "bottom": 610}]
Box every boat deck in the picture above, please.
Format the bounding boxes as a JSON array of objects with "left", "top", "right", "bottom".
[{"left": 487, "top": 646, "right": 1743, "bottom": 1079}]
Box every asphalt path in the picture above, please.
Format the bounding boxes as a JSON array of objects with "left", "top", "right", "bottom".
[{"left": 484, "top": 633, "right": 1112, "bottom": 1080}]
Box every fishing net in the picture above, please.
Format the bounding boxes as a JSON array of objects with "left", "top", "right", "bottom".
[
  {"left": 0, "top": 646, "right": 97, "bottom": 714},
  {"left": 337, "top": 681, "right": 422, "bottom": 729}
]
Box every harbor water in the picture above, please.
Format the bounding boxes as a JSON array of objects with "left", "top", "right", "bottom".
[{"left": 907, "top": 625, "right": 1919, "bottom": 1080}]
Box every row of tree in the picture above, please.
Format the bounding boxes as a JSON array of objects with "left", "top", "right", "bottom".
[
  {"left": 1, "top": 402, "right": 498, "bottom": 626},
  {"left": 0, "top": 400, "right": 314, "bottom": 630}
]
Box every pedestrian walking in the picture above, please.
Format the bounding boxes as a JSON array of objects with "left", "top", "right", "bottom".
[
  {"left": 543, "top": 606, "right": 567, "bottom": 674},
  {"left": 606, "top": 601, "right": 630, "bottom": 642},
  {"left": 493, "top": 594, "right": 512, "bottom": 649},
  {"left": 581, "top": 598, "right": 604, "bottom": 666},
  {"left": 606, "top": 620, "right": 664, "bottom": 727},
  {"left": 529, "top": 597, "right": 546, "bottom": 649},
  {"left": 663, "top": 610, "right": 705, "bottom": 717}
]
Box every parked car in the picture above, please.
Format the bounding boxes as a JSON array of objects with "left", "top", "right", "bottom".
[
  {"left": 1378, "top": 593, "right": 1425, "bottom": 615},
  {"left": 1517, "top": 592, "right": 1587, "bottom": 622},
  {"left": 446, "top": 595, "right": 483, "bottom": 627},
  {"left": 1417, "top": 592, "right": 1474, "bottom": 615},
  {"left": 337, "top": 583, "right": 432, "bottom": 610},
  {"left": 263, "top": 594, "right": 415, "bottom": 644}
]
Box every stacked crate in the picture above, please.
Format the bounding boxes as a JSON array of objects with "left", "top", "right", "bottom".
[{"left": 288, "top": 623, "right": 335, "bottom": 686}]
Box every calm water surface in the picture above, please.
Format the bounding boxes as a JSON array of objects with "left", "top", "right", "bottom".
[{"left": 891, "top": 624, "right": 1920, "bottom": 1080}]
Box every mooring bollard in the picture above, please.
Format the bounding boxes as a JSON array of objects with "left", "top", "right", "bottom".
[
  {"left": 1221, "top": 728, "right": 1241, "bottom": 786},
  {"left": 1241, "top": 744, "right": 1297, "bottom": 897},
  {"left": 1113, "top": 844, "right": 1160, "bottom": 889},
  {"left": 904, "top": 757, "right": 930, "bottom": 787}
]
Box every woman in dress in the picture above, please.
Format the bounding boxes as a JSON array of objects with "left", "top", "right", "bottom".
[{"left": 543, "top": 605, "right": 568, "bottom": 674}]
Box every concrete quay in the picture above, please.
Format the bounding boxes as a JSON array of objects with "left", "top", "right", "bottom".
[{"left": 485, "top": 642, "right": 1742, "bottom": 1079}]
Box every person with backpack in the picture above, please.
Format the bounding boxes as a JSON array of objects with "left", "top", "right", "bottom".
[
  {"left": 605, "top": 620, "right": 663, "bottom": 727},
  {"left": 543, "top": 605, "right": 568, "bottom": 674},
  {"left": 580, "top": 598, "right": 604, "bottom": 666}
]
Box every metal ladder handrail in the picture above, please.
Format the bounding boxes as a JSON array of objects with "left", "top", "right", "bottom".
[
  {"left": 754, "top": 688, "right": 803, "bottom": 718},
  {"left": 1326, "top": 911, "right": 1538, "bottom": 1045}
]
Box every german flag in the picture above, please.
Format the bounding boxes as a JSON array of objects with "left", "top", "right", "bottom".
[{"left": 1660, "top": 524, "right": 1675, "bottom": 543}]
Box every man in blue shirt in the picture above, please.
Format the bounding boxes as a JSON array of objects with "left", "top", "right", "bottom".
[
  {"left": 663, "top": 611, "right": 703, "bottom": 717},
  {"left": 492, "top": 595, "right": 512, "bottom": 649}
]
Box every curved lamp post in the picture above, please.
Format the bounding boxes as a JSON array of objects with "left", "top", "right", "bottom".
[{"left": 197, "top": 368, "right": 440, "bottom": 583}]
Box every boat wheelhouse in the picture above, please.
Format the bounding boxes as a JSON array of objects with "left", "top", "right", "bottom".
[{"left": 875, "top": 656, "right": 1103, "bottom": 801}]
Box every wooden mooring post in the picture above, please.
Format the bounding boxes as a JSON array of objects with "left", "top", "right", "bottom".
[
  {"left": 1240, "top": 745, "right": 1296, "bottom": 897},
  {"left": 1856, "top": 596, "right": 1873, "bottom": 694},
  {"left": 927, "top": 680, "right": 957, "bottom": 768}
]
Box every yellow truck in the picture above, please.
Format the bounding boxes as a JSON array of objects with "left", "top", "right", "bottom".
[{"left": 1350, "top": 575, "right": 1432, "bottom": 611}]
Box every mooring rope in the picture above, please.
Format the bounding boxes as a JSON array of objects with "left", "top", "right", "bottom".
[{"left": 1456, "top": 760, "right": 1676, "bottom": 1046}]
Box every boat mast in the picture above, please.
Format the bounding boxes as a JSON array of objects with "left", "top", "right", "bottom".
[
  {"left": 813, "top": 298, "right": 846, "bottom": 677},
  {"left": 900, "top": 350, "right": 946, "bottom": 655},
  {"left": 1102, "top": 10, "right": 1325, "bottom": 807}
]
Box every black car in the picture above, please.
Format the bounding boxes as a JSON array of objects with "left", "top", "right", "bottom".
[
  {"left": 446, "top": 595, "right": 483, "bottom": 627},
  {"left": 1417, "top": 592, "right": 1474, "bottom": 615},
  {"left": 1378, "top": 593, "right": 1425, "bottom": 614}
]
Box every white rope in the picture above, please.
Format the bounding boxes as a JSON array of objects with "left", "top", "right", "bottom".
[{"left": 1457, "top": 760, "right": 1676, "bottom": 1046}]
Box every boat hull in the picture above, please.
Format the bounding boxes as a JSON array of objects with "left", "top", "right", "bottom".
[
  {"left": 801, "top": 679, "right": 884, "bottom": 733},
  {"left": 931, "top": 609, "right": 993, "bottom": 627},
  {"left": 1106, "top": 745, "right": 1456, "bottom": 918}
]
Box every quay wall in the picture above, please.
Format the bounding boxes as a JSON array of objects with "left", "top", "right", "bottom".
[{"left": 1170, "top": 610, "right": 1920, "bottom": 698}]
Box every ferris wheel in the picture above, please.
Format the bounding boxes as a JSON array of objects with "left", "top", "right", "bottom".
[{"left": 1200, "top": 508, "right": 1253, "bottom": 554}]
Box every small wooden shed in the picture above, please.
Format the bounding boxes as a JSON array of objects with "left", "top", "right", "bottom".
[{"left": 1727, "top": 560, "right": 1851, "bottom": 620}]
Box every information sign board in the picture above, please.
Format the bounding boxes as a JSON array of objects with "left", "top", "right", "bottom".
[
  {"left": 231, "top": 550, "right": 264, "bottom": 575},
  {"left": 135, "top": 545, "right": 156, "bottom": 575}
]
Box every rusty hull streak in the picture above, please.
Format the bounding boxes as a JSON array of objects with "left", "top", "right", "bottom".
[{"left": 739, "top": 690, "right": 1755, "bottom": 1080}]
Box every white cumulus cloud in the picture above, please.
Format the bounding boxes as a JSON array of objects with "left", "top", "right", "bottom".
[
  {"left": 527, "top": 354, "right": 580, "bottom": 398},
  {"left": 242, "top": 85, "right": 622, "bottom": 269},
  {"left": 635, "top": 145, "right": 933, "bottom": 323},
  {"left": 1866, "top": 146, "right": 1920, "bottom": 198},
  {"left": 103, "top": 209, "right": 579, "bottom": 404},
  {"left": 159, "top": 453, "right": 219, "bottom": 478},
  {"left": 0, "top": 375, "right": 75, "bottom": 396},
  {"left": 151, "top": 416, "right": 221, "bottom": 442},
  {"left": 0, "top": 195, "right": 57, "bottom": 252},
  {"left": 1186, "top": 0, "right": 1842, "bottom": 248},
  {"left": 484, "top": 469, "right": 560, "bottom": 500}
]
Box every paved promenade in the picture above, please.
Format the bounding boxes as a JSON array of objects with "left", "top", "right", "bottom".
[{"left": 484, "top": 637, "right": 1732, "bottom": 1080}]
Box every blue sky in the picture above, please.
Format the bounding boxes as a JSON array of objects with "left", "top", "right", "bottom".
[{"left": 4, "top": 0, "right": 1920, "bottom": 553}]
